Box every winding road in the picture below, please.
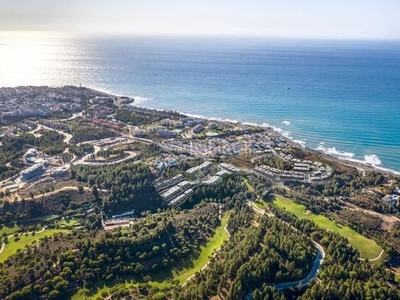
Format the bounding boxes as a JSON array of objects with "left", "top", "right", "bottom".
[
  {"left": 0, "top": 225, "right": 48, "bottom": 255},
  {"left": 30, "top": 125, "right": 73, "bottom": 144},
  {"left": 274, "top": 241, "right": 325, "bottom": 290},
  {"left": 248, "top": 200, "right": 326, "bottom": 292},
  {"left": 184, "top": 201, "right": 326, "bottom": 294}
]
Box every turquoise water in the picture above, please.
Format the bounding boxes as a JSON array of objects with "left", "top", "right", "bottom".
[{"left": 1, "top": 36, "right": 399, "bottom": 173}]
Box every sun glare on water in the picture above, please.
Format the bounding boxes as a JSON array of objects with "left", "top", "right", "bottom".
[{"left": 0, "top": 32, "right": 81, "bottom": 87}]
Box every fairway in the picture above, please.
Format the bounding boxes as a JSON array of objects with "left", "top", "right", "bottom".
[
  {"left": 71, "top": 280, "right": 170, "bottom": 300},
  {"left": 254, "top": 199, "right": 268, "bottom": 210},
  {"left": 0, "top": 229, "right": 69, "bottom": 263},
  {"left": 71, "top": 213, "right": 230, "bottom": 299},
  {"left": 172, "top": 212, "right": 230, "bottom": 284},
  {"left": 272, "top": 195, "right": 382, "bottom": 259},
  {"left": 0, "top": 223, "right": 20, "bottom": 236}
]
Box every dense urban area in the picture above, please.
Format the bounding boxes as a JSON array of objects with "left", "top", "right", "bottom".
[{"left": 0, "top": 86, "right": 400, "bottom": 300}]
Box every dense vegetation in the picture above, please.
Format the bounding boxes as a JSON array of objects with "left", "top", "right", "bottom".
[
  {"left": 71, "top": 162, "right": 161, "bottom": 216},
  {"left": 0, "top": 190, "right": 94, "bottom": 224},
  {"left": 0, "top": 205, "right": 220, "bottom": 300},
  {"left": 70, "top": 126, "right": 117, "bottom": 144},
  {"left": 115, "top": 110, "right": 156, "bottom": 126},
  {"left": 180, "top": 206, "right": 316, "bottom": 299},
  {"left": 68, "top": 143, "right": 95, "bottom": 157},
  {"left": 257, "top": 155, "right": 293, "bottom": 171}
]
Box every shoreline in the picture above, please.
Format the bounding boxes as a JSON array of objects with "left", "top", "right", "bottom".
[
  {"left": 125, "top": 101, "right": 400, "bottom": 177},
  {"left": 83, "top": 84, "right": 400, "bottom": 176},
  {"left": 2, "top": 83, "right": 399, "bottom": 176}
]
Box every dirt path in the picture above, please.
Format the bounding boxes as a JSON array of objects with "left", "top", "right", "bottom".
[
  {"left": 21, "top": 186, "right": 90, "bottom": 200},
  {"left": 342, "top": 202, "right": 400, "bottom": 231},
  {"left": 358, "top": 250, "right": 385, "bottom": 262}
]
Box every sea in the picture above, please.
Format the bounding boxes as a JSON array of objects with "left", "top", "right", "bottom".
[{"left": 1, "top": 35, "right": 400, "bottom": 174}]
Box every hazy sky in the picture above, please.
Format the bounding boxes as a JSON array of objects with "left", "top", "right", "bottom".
[{"left": 1, "top": 0, "right": 400, "bottom": 39}]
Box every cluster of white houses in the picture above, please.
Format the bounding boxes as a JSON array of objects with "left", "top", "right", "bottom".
[
  {"left": 253, "top": 165, "right": 305, "bottom": 181},
  {"left": 155, "top": 161, "right": 237, "bottom": 206},
  {"left": 154, "top": 174, "right": 184, "bottom": 192},
  {"left": 186, "top": 161, "right": 212, "bottom": 176},
  {"left": 160, "top": 181, "right": 191, "bottom": 201},
  {"left": 219, "top": 163, "right": 241, "bottom": 173},
  {"left": 155, "top": 174, "right": 194, "bottom": 206},
  {"left": 253, "top": 157, "right": 332, "bottom": 182},
  {"left": 169, "top": 189, "right": 194, "bottom": 206},
  {"left": 20, "top": 163, "right": 46, "bottom": 182},
  {"left": 160, "top": 181, "right": 193, "bottom": 206}
]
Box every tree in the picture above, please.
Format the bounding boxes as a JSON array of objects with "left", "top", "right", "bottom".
[
  {"left": 48, "top": 290, "right": 60, "bottom": 299},
  {"left": 152, "top": 292, "right": 167, "bottom": 300},
  {"left": 78, "top": 288, "right": 90, "bottom": 299}
]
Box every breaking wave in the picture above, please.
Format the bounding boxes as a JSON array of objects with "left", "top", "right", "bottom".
[
  {"left": 316, "top": 143, "right": 355, "bottom": 158},
  {"left": 132, "top": 95, "right": 153, "bottom": 104},
  {"left": 364, "top": 154, "right": 382, "bottom": 166}
]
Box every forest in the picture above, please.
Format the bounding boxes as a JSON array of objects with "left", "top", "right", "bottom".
[
  {"left": 0, "top": 204, "right": 221, "bottom": 300},
  {"left": 181, "top": 204, "right": 399, "bottom": 300},
  {"left": 114, "top": 110, "right": 156, "bottom": 126},
  {"left": 71, "top": 162, "right": 161, "bottom": 215},
  {"left": 180, "top": 204, "right": 316, "bottom": 300},
  {"left": 70, "top": 126, "right": 117, "bottom": 144}
]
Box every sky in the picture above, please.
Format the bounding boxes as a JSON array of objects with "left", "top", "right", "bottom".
[{"left": 1, "top": 0, "right": 400, "bottom": 40}]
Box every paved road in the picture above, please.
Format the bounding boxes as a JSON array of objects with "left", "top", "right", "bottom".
[
  {"left": 248, "top": 201, "right": 326, "bottom": 294},
  {"left": 30, "top": 125, "right": 73, "bottom": 144},
  {"left": 0, "top": 225, "right": 48, "bottom": 255},
  {"left": 274, "top": 241, "right": 325, "bottom": 290},
  {"left": 24, "top": 186, "right": 90, "bottom": 200},
  {"left": 74, "top": 151, "right": 137, "bottom": 166}
]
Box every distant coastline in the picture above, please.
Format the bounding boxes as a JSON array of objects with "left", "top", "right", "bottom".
[
  {"left": 1, "top": 36, "right": 400, "bottom": 172},
  {"left": 122, "top": 99, "right": 400, "bottom": 176},
  {"left": 120, "top": 96, "right": 399, "bottom": 177},
  {"left": 1, "top": 83, "right": 398, "bottom": 176}
]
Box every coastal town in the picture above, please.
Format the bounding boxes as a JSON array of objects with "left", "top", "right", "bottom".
[
  {"left": 0, "top": 86, "right": 337, "bottom": 206},
  {"left": 1, "top": 86, "right": 400, "bottom": 300},
  {"left": 2, "top": 0, "right": 400, "bottom": 298},
  {"left": 1, "top": 86, "right": 399, "bottom": 218}
]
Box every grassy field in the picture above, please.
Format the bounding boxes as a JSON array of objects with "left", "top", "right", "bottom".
[
  {"left": 271, "top": 195, "right": 382, "bottom": 259},
  {"left": 254, "top": 199, "right": 268, "bottom": 210},
  {"left": 0, "top": 223, "right": 20, "bottom": 236},
  {"left": 0, "top": 229, "right": 69, "bottom": 263},
  {"left": 71, "top": 213, "right": 231, "bottom": 299},
  {"left": 172, "top": 212, "right": 230, "bottom": 284},
  {"left": 243, "top": 178, "right": 255, "bottom": 193},
  {"left": 71, "top": 280, "right": 170, "bottom": 300},
  {"left": 57, "top": 218, "right": 79, "bottom": 228}
]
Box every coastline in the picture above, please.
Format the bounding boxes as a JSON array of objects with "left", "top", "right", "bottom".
[
  {"left": 122, "top": 100, "right": 400, "bottom": 177},
  {"left": 2, "top": 83, "right": 399, "bottom": 177},
  {"left": 86, "top": 84, "right": 397, "bottom": 176}
]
